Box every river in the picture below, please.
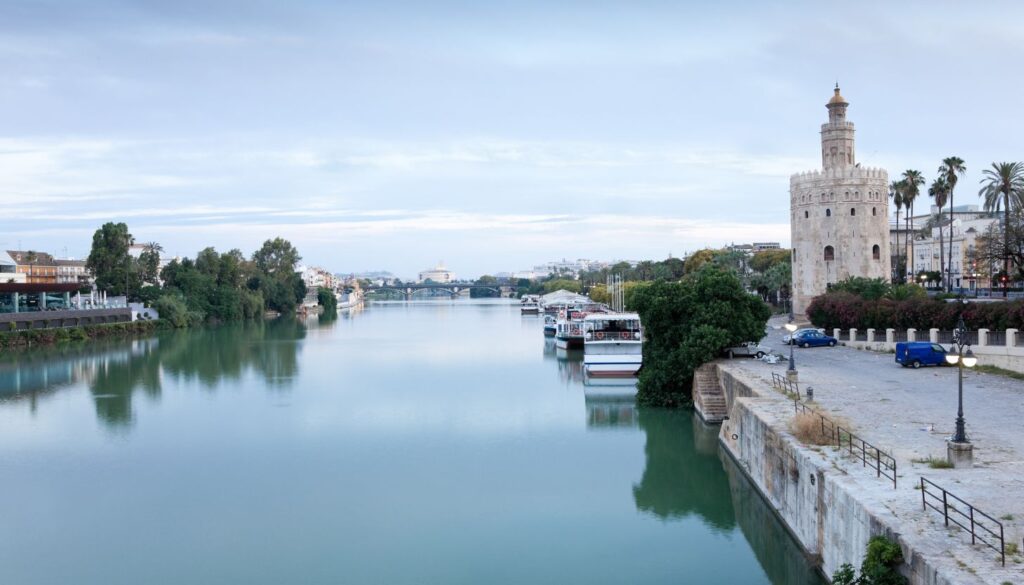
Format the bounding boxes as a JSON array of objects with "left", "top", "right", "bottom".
[{"left": 0, "top": 299, "right": 824, "bottom": 585}]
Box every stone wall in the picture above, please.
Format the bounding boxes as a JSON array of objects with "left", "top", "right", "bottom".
[
  {"left": 715, "top": 364, "right": 983, "bottom": 585},
  {"left": 0, "top": 308, "right": 132, "bottom": 330}
]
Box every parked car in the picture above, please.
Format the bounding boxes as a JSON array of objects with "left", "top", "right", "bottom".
[
  {"left": 895, "top": 342, "right": 948, "bottom": 368},
  {"left": 791, "top": 329, "right": 837, "bottom": 348},
  {"left": 783, "top": 327, "right": 823, "bottom": 344},
  {"left": 723, "top": 341, "right": 769, "bottom": 359}
]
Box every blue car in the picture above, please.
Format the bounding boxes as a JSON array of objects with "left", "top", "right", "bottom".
[
  {"left": 895, "top": 342, "right": 948, "bottom": 368},
  {"left": 791, "top": 329, "right": 838, "bottom": 348}
]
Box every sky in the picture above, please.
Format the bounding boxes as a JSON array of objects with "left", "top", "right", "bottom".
[{"left": 3, "top": 0, "right": 1024, "bottom": 279}]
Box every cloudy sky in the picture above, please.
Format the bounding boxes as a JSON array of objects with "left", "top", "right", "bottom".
[{"left": 3, "top": 1, "right": 1024, "bottom": 278}]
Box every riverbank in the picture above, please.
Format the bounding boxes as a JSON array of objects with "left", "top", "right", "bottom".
[
  {"left": 0, "top": 319, "right": 166, "bottom": 350},
  {"left": 711, "top": 332, "right": 1023, "bottom": 584}
]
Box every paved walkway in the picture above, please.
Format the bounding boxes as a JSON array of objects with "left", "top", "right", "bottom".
[{"left": 722, "top": 315, "right": 1024, "bottom": 584}]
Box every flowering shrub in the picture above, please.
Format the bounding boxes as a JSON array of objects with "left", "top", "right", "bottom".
[{"left": 807, "top": 293, "right": 1024, "bottom": 331}]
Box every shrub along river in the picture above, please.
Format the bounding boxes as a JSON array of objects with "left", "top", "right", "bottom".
[{"left": 0, "top": 299, "right": 824, "bottom": 585}]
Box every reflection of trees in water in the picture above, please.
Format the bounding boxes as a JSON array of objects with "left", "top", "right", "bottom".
[
  {"left": 632, "top": 409, "right": 736, "bottom": 529},
  {"left": 0, "top": 319, "right": 307, "bottom": 431},
  {"left": 632, "top": 408, "right": 825, "bottom": 585}
]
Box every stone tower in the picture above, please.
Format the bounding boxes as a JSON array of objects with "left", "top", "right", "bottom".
[{"left": 790, "top": 86, "right": 890, "bottom": 315}]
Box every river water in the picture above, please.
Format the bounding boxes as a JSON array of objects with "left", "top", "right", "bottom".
[{"left": 0, "top": 300, "right": 824, "bottom": 585}]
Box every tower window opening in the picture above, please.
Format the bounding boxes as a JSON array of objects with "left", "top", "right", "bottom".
[
  {"left": 851, "top": 208, "right": 856, "bottom": 216},
  {"left": 872, "top": 207, "right": 877, "bottom": 216},
  {"left": 804, "top": 210, "right": 809, "bottom": 219},
  {"left": 872, "top": 244, "right": 880, "bottom": 260},
  {"left": 826, "top": 208, "right": 831, "bottom": 217},
  {"left": 824, "top": 246, "right": 835, "bottom": 261}
]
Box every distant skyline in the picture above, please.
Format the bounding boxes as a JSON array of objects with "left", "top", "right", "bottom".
[{"left": 4, "top": 1, "right": 1024, "bottom": 278}]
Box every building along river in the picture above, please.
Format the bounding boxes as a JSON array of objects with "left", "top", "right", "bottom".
[{"left": 0, "top": 299, "right": 824, "bottom": 585}]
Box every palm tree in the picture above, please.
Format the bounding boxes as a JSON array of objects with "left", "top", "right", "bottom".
[
  {"left": 979, "top": 162, "right": 1024, "bottom": 296},
  {"left": 928, "top": 177, "right": 950, "bottom": 290},
  {"left": 143, "top": 241, "right": 163, "bottom": 255},
  {"left": 939, "top": 157, "right": 967, "bottom": 291},
  {"left": 902, "top": 170, "right": 925, "bottom": 281},
  {"left": 24, "top": 250, "right": 37, "bottom": 282},
  {"left": 889, "top": 180, "right": 904, "bottom": 282}
]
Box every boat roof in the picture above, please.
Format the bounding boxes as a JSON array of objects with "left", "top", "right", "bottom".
[{"left": 584, "top": 312, "right": 640, "bottom": 321}]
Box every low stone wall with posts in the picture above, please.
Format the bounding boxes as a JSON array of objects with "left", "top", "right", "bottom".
[
  {"left": 836, "top": 326, "right": 1024, "bottom": 373},
  {"left": 0, "top": 308, "right": 132, "bottom": 331}
]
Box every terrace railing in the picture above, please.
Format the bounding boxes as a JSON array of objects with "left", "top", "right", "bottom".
[
  {"left": 920, "top": 477, "right": 1005, "bottom": 566},
  {"left": 770, "top": 372, "right": 800, "bottom": 398},
  {"left": 793, "top": 400, "right": 897, "bottom": 489}
]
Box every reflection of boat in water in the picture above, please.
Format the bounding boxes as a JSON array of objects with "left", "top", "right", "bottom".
[
  {"left": 585, "top": 396, "right": 638, "bottom": 428},
  {"left": 582, "top": 313, "right": 642, "bottom": 377},
  {"left": 583, "top": 373, "right": 638, "bottom": 399},
  {"left": 554, "top": 345, "right": 585, "bottom": 384}
]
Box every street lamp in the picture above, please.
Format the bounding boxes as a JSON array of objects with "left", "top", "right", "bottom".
[
  {"left": 784, "top": 322, "right": 798, "bottom": 372},
  {"left": 944, "top": 313, "right": 977, "bottom": 445}
]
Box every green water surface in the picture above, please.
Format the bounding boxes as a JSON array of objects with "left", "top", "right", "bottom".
[{"left": 0, "top": 300, "right": 824, "bottom": 585}]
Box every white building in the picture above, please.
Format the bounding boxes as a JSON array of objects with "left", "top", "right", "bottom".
[
  {"left": 906, "top": 208, "right": 998, "bottom": 290},
  {"left": 0, "top": 251, "right": 26, "bottom": 283},
  {"left": 298, "top": 265, "right": 337, "bottom": 290},
  {"left": 790, "top": 85, "right": 890, "bottom": 314},
  {"left": 418, "top": 263, "right": 454, "bottom": 283}
]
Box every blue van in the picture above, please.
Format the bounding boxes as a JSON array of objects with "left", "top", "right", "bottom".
[{"left": 895, "top": 342, "right": 948, "bottom": 368}]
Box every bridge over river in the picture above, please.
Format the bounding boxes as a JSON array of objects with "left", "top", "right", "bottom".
[{"left": 364, "top": 283, "right": 515, "bottom": 299}]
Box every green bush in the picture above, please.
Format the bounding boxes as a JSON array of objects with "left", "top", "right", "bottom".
[
  {"left": 630, "top": 267, "right": 770, "bottom": 406},
  {"left": 833, "top": 536, "right": 907, "bottom": 585},
  {"left": 154, "top": 295, "right": 191, "bottom": 328}
]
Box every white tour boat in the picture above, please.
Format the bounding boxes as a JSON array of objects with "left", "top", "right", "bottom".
[
  {"left": 554, "top": 307, "right": 588, "bottom": 349},
  {"left": 582, "top": 313, "right": 643, "bottom": 377},
  {"left": 520, "top": 295, "right": 541, "bottom": 314}
]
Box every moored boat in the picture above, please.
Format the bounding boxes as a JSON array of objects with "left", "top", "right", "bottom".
[
  {"left": 554, "top": 308, "right": 588, "bottom": 349},
  {"left": 520, "top": 294, "right": 541, "bottom": 314},
  {"left": 582, "top": 313, "right": 642, "bottom": 377},
  {"left": 543, "top": 314, "right": 557, "bottom": 336}
]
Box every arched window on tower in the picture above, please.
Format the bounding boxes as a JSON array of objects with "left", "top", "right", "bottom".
[
  {"left": 824, "top": 246, "right": 835, "bottom": 261},
  {"left": 850, "top": 208, "right": 856, "bottom": 216},
  {"left": 804, "top": 210, "right": 809, "bottom": 218},
  {"left": 872, "top": 207, "right": 877, "bottom": 216},
  {"left": 872, "top": 244, "right": 880, "bottom": 260},
  {"left": 826, "top": 208, "right": 832, "bottom": 217}
]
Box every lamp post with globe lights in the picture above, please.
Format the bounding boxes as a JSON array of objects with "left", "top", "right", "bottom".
[
  {"left": 944, "top": 311, "right": 977, "bottom": 467},
  {"left": 784, "top": 322, "right": 798, "bottom": 380}
]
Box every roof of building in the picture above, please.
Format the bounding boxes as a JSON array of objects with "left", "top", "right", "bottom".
[
  {"left": 54, "top": 259, "right": 87, "bottom": 267},
  {"left": 6, "top": 250, "right": 56, "bottom": 265},
  {"left": 0, "top": 251, "right": 15, "bottom": 267},
  {"left": 827, "top": 84, "right": 848, "bottom": 106}
]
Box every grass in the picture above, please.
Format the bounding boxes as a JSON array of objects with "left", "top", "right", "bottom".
[
  {"left": 912, "top": 456, "right": 954, "bottom": 469},
  {"left": 1000, "top": 513, "right": 1015, "bottom": 521},
  {"left": 974, "top": 364, "right": 1024, "bottom": 380},
  {"left": 1006, "top": 542, "right": 1020, "bottom": 556},
  {"left": 789, "top": 412, "right": 852, "bottom": 446}
]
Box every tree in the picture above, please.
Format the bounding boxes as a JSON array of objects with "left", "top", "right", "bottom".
[
  {"left": 901, "top": 170, "right": 925, "bottom": 281},
  {"left": 938, "top": 157, "right": 966, "bottom": 292},
  {"left": 748, "top": 249, "right": 790, "bottom": 274},
  {"left": 832, "top": 536, "right": 907, "bottom": 585},
  {"left": 927, "top": 177, "right": 949, "bottom": 291},
  {"left": 684, "top": 249, "right": 719, "bottom": 274},
  {"left": 86, "top": 222, "right": 134, "bottom": 297},
  {"left": 543, "top": 279, "right": 581, "bottom": 294},
  {"left": 250, "top": 238, "right": 304, "bottom": 312},
  {"left": 889, "top": 180, "right": 904, "bottom": 283},
  {"left": 979, "top": 161, "right": 1024, "bottom": 296},
  {"left": 24, "top": 250, "right": 38, "bottom": 281},
  {"left": 629, "top": 266, "right": 770, "bottom": 407}
]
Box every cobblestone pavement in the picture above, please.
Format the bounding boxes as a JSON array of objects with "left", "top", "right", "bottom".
[{"left": 723, "top": 315, "right": 1024, "bottom": 583}]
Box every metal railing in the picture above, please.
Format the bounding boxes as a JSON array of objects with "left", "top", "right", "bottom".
[
  {"left": 793, "top": 400, "right": 898, "bottom": 489},
  {"left": 936, "top": 330, "right": 978, "bottom": 345},
  {"left": 920, "top": 477, "right": 1005, "bottom": 566},
  {"left": 986, "top": 331, "right": 1007, "bottom": 346},
  {"left": 771, "top": 372, "right": 800, "bottom": 398},
  {"left": 893, "top": 330, "right": 908, "bottom": 342}
]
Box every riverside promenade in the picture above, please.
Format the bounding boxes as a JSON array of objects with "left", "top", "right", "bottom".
[{"left": 720, "top": 315, "right": 1023, "bottom": 585}]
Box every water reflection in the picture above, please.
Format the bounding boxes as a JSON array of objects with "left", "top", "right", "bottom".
[
  {"left": 0, "top": 319, "right": 307, "bottom": 430},
  {"left": 631, "top": 409, "right": 825, "bottom": 585},
  {"left": 632, "top": 409, "right": 736, "bottom": 529},
  {"left": 585, "top": 397, "right": 638, "bottom": 428}
]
